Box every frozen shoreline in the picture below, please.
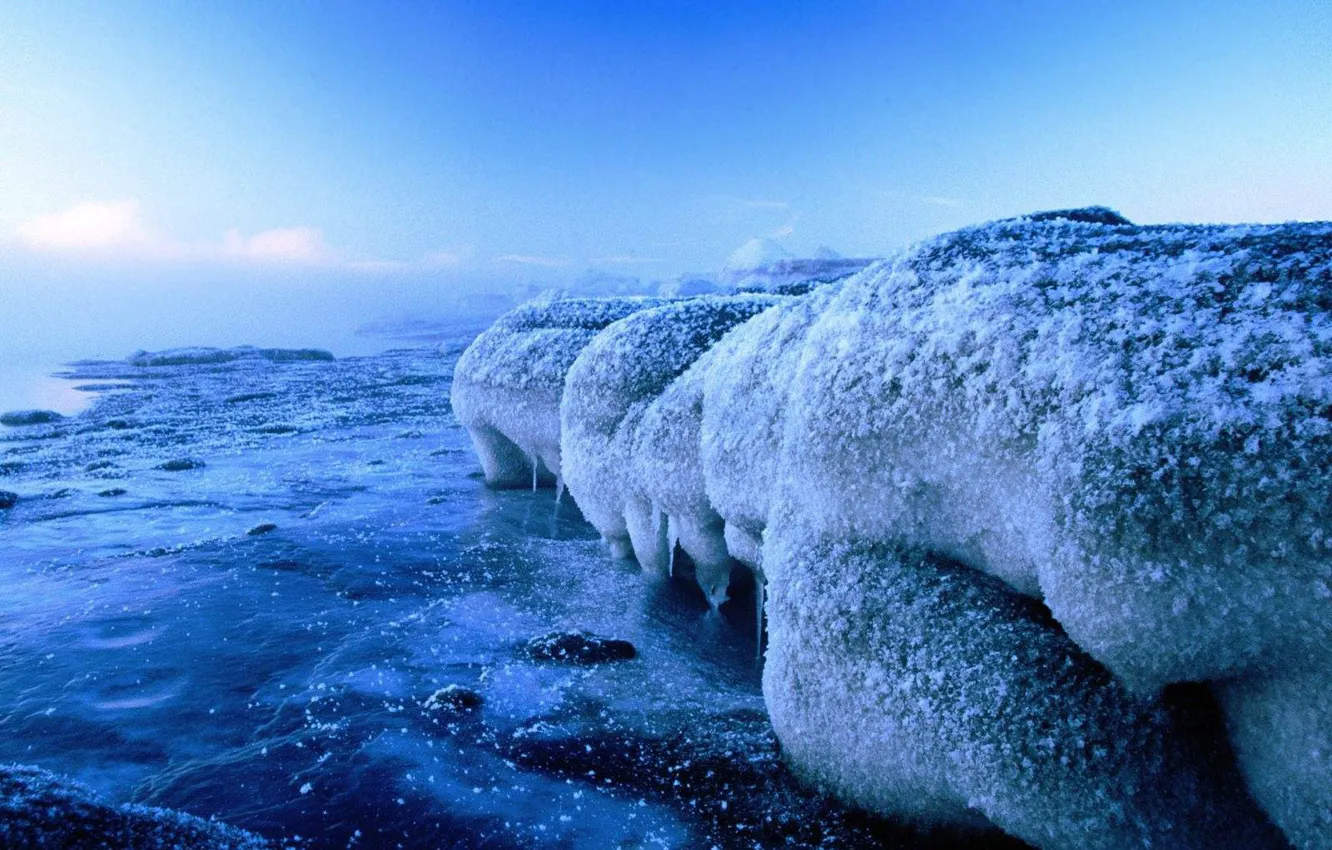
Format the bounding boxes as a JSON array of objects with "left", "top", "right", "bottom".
[{"left": 455, "top": 208, "right": 1332, "bottom": 849}]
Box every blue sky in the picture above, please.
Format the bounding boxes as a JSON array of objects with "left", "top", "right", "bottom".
[{"left": 2, "top": 0, "right": 1330, "bottom": 290}]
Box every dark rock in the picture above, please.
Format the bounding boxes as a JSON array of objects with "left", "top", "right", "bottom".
[
  {"left": 103, "top": 420, "right": 135, "bottom": 430},
  {"left": 85, "top": 461, "right": 117, "bottom": 472},
  {"left": 156, "top": 458, "right": 205, "bottom": 472},
  {"left": 97, "top": 488, "right": 127, "bottom": 498},
  {"left": 525, "top": 631, "right": 636, "bottom": 664},
  {"left": 0, "top": 763, "right": 274, "bottom": 849},
  {"left": 247, "top": 523, "right": 278, "bottom": 536},
  {"left": 0, "top": 461, "right": 25, "bottom": 476},
  {"left": 71, "top": 383, "right": 135, "bottom": 392},
  {"left": 0, "top": 409, "right": 63, "bottom": 427},
  {"left": 502, "top": 711, "right": 1027, "bottom": 850},
  {"left": 366, "top": 459, "right": 386, "bottom": 466},
  {"left": 225, "top": 392, "right": 277, "bottom": 404},
  {"left": 0, "top": 491, "right": 17, "bottom": 510},
  {"left": 422, "top": 684, "right": 483, "bottom": 714}
]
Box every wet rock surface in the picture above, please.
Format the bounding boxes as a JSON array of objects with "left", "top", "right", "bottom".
[
  {"left": 525, "top": 631, "right": 637, "bottom": 664},
  {"left": 0, "top": 764, "right": 276, "bottom": 849},
  {"left": 422, "top": 684, "right": 484, "bottom": 714}
]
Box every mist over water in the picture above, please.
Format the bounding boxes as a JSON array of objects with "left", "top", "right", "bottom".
[{"left": 0, "top": 261, "right": 516, "bottom": 412}]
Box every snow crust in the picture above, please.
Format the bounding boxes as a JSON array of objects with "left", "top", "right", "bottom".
[
  {"left": 451, "top": 297, "right": 668, "bottom": 488},
  {"left": 453, "top": 210, "right": 1332, "bottom": 848}
]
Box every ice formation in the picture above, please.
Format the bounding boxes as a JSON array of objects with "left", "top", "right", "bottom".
[
  {"left": 560, "top": 295, "right": 780, "bottom": 595},
  {"left": 453, "top": 209, "right": 1332, "bottom": 849},
  {"left": 451, "top": 296, "right": 667, "bottom": 488}
]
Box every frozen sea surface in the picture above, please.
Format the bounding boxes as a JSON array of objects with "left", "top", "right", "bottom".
[{"left": 0, "top": 331, "right": 1018, "bottom": 849}]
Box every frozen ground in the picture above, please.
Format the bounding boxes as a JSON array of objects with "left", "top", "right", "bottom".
[{"left": 0, "top": 334, "right": 1014, "bottom": 849}]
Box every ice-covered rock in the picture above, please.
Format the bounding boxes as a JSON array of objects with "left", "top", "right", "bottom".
[
  {"left": 700, "top": 286, "right": 842, "bottom": 573},
  {"left": 713, "top": 211, "right": 1332, "bottom": 847},
  {"left": 451, "top": 296, "right": 668, "bottom": 488},
  {"left": 0, "top": 763, "right": 275, "bottom": 848},
  {"left": 455, "top": 209, "right": 1332, "bottom": 848},
  {"left": 771, "top": 215, "right": 1332, "bottom": 680},
  {"left": 561, "top": 295, "right": 780, "bottom": 585},
  {"left": 761, "top": 528, "right": 1285, "bottom": 850}
]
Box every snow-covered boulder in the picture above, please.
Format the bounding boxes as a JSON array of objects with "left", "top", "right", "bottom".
[
  {"left": 561, "top": 295, "right": 781, "bottom": 586},
  {"left": 451, "top": 297, "right": 667, "bottom": 488},
  {"left": 761, "top": 526, "right": 1285, "bottom": 850},
  {"left": 771, "top": 216, "right": 1332, "bottom": 685},
  {"left": 725, "top": 212, "right": 1332, "bottom": 847},
  {"left": 455, "top": 209, "right": 1332, "bottom": 848}
]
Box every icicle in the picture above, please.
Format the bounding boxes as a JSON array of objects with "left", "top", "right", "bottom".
[
  {"left": 666, "top": 515, "right": 680, "bottom": 579},
  {"left": 531, "top": 456, "right": 539, "bottom": 492},
  {"left": 554, "top": 474, "right": 565, "bottom": 505},
  {"left": 755, "top": 576, "right": 766, "bottom": 661}
]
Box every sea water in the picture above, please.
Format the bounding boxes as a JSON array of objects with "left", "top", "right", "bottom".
[{"left": 0, "top": 325, "right": 939, "bottom": 849}]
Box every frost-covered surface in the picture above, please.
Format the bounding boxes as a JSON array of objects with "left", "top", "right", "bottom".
[
  {"left": 736, "top": 213, "right": 1332, "bottom": 847},
  {"left": 457, "top": 209, "right": 1332, "bottom": 849},
  {"left": 760, "top": 526, "right": 1286, "bottom": 850},
  {"left": 450, "top": 297, "right": 668, "bottom": 488},
  {"left": 561, "top": 295, "right": 780, "bottom": 601},
  {"left": 0, "top": 764, "right": 274, "bottom": 848}
]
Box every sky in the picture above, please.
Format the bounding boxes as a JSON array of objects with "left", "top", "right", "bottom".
[{"left": 1, "top": 0, "right": 1331, "bottom": 364}]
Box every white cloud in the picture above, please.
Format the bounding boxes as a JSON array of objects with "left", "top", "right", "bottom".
[
  {"left": 494, "top": 253, "right": 569, "bottom": 267},
  {"left": 12, "top": 199, "right": 466, "bottom": 274},
  {"left": 16, "top": 200, "right": 152, "bottom": 250},
  {"left": 588, "top": 254, "right": 664, "bottom": 265},
  {"left": 225, "top": 226, "right": 330, "bottom": 265}
]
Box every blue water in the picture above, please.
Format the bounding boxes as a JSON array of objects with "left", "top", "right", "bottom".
[{"left": 0, "top": 328, "right": 937, "bottom": 849}]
